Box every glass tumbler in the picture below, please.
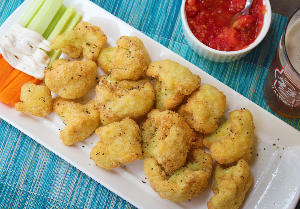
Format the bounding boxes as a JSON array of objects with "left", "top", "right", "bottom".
[{"left": 264, "top": 7, "right": 300, "bottom": 118}]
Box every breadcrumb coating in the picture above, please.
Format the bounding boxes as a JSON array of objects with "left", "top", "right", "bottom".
[
  {"left": 143, "top": 148, "right": 213, "bottom": 202},
  {"left": 45, "top": 59, "right": 97, "bottom": 99},
  {"left": 207, "top": 160, "right": 253, "bottom": 209},
  {"left": 202, "top": 109, "right": 255, "bottom": 164},
  {"left": 15, "top": 82, "right": 52, "bottom": 117},
  {"left": 146, "top": 59, "right": 201, "bottom": 110},
  {"left": 97, "top": 47, "right": 115, "bottom": 74},
  {"left": 191, "top": 132, "right": 204, "bottom": 149},
  {"left": 179, "top": 84, "right": 226, "bottom": 134},
  {"left": 90, "top": 117, "right": 142, "bottom": 170},
  {"left": 50, "top": 21, "right": 107, "bottom": 60},
  {"left": 111, "top": 36, "right": 150, "bottom": 80},
  {"left": 53, "top": 98, "right": 100, "bottom": 146},
  {"left": 51, "top": 58, "right": 69, "bottom": 68},
  {"left": 141, "top": 109, "right": 196, "bottom": 174},
  {"left": 95, "top": 75, "right": 155, "bottom": 125}
]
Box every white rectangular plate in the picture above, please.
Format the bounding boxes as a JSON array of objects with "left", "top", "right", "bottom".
[{"left": 1, "top": 0, "right": 300, "bottom": 208}]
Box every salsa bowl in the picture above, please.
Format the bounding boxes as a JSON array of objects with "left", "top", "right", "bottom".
[{"left": 181, "top": 0, "right": 272, "bottom": 63}]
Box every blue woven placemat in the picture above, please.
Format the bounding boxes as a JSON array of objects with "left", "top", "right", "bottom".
[{"left": 0, "top": 0, "right": 299, "bottom": 208}]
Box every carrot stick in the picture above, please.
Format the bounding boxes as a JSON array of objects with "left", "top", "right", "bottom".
[
  {"left": 0, "top": 57, "right": 14, "bottom": 86},
  {"left": 0, "top": 68, "right": 21, "bottom": 92},
  {"left": 30, "top": 78, "right": 42, "bottom": 85},
  {"left": 0, "top": 72, "right": 41, "bottom": 106}
]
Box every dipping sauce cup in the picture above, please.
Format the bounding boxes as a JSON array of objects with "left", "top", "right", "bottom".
[
  {"left": 181, "top": 0, "right": 271, "bottom": 62},
  {"left": 264, "top": 6, "right": 300, "bottom": 118}
]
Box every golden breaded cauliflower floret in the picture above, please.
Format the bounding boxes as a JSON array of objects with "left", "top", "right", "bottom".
[
  {"left": 203, "top": 109, "right": 255, "bottom": 164},
  {"left": 110, "top": 36, "right": 150, "bottom": 80},
  {"left": 45, "top": 59, "right": 97, "bottom": 99},
  {"left": 97, "top": 47, "right": 115, "bottom": 74},
  {"left": 53, "top": 98, "right": 100, "bottom": 146},
  {"left": 144, "top": 148, "right": 213, "bottom": 202},
  {"left": 90, "top": 117, "right": 142, "bottom": 170},
  {"left": 141, "top": 109, "right": 196, "bottom": 174},
  {"left": 179, "top": 84, "right": 226, "bottom": 134},
  {"left": 50, "top": 21, "right": 107, "bottom": 60},
  {"left": 146, "top": 59, "right": 201, "bottom": 110},
  {"left": 15, "top": 82, "right": 52, "bottom": 117},
  {"left": 207, "top": 160, "right": 253, "bottom": 209},
  {"left": 51, "top": 58, "right": 69, "bottom": 68},
  {"left": 95, "top": 75, "right": 155, "bottom": 125}
]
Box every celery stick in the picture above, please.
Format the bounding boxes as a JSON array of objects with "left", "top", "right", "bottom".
[
  {"left": 61, "top": 12, "right": 82, "bottom": 34},
  {"left": 18, "top": 0, "right": 46, "bottom": 27},
  {"left": 48, "top": 12, "right": 82, "bottom": 68},
  {"left": 47, "top": 6, "right": 76, "bottom": 43},
  {"left": 47, "top": 49, "right": 62, "bottom": 68},
  {"left": 27, "top": 0, "right": 64, "bottom": 35},
  {"left": 43, "top": 4, "right": 67, "bottom": 39}
]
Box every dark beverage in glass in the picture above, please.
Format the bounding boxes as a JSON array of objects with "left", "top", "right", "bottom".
[{"left": 264, "top": 7, "right": 300, "bottom": 118}]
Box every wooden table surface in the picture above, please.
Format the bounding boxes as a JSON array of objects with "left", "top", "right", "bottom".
[{"left": 270, "top": 0, "right": 300, "bottom": 17}]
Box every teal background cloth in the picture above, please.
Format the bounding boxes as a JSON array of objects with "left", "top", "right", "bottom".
[{"left": 0, "top": 0, "right": 299, "bottom": 208}]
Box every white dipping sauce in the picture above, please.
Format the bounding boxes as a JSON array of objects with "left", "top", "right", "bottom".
[
  {"left": 286, "top": 18, "right": 300, "bottom": 74},
  {"left": 0, "top": 23, "right": 51, "bottom": 79}
]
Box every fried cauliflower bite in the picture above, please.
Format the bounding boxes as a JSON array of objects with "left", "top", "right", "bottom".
[
  {"left": 90, "top": 117, "right": 142, "bottom": 170},
  {"left": 15, "top": 82, "right": 52, "bottom": 117},
  {"left": 202, "top": 109, "right": 255, "bottom": 164},
  {"left": 50, "top": 21, "right": 107, "bottom": 60},
  {"left": 141, "top": 109, "right": 196, "bottom": 174},
  {"left": 53, "top": 98, "right": 100, "bottom": 146},
  {"left": 207, "top": 160, "right": 253, "bottom": 209},
  {"left": 146, "top": 59, "right": 201, "bottom": 110},
  {"left": 51, "top": 58, "right": 69, "bottom": 67},
  {"left": 178, "top": 84, "right": 226, "bottom": 134},
  {"left": 143, "top": 148, "right": 213, "bottom": 202},
  {"left": 97, "top": 47, "right": 115, "bottom": 74},
  {"left": 45, "top": 59, "right": 97, "bottom": 99},
  {"left": 109, "top": 36, "right": 150, "bottom": 80},
  {"left": 95, "top": 75, "right": 155, "bottom": 125}
]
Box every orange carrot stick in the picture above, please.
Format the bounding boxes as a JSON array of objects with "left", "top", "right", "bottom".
[
  {"left": 30, "top": 78, "right": 42, "bottom": 85},
  {"left": 0, "top": 72, "right": 42, "bottom": 106},
  {"left": 0, "top": 57, "right": 14, "bottom": 86},
  {"left": 0, "top": 68, "right": 21, "bottom": 92}
]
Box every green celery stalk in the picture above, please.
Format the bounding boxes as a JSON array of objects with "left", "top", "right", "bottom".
[
  {"left": 18, "top": 0, "right": 46, "bottom": 27},
  {"left": 47, "top": 6, "right": 76, "bottom": 43},
  {"left": 48, "top": 12, "right": 82, "bottom": 68},
  {"left": 26, "top": 0, "right": 64, "bottom": 35},
  {"left": 47, "top": 49, "right": 62, "bottom": 68},
  {"left": 43, "top": 4, "right": 67, "bottom": 39},
  {"left": 61, "top": 11, "right": 82, "bottom": 34}
]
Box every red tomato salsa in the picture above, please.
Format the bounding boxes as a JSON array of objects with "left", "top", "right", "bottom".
[{"left": 185, "top": 0, "right": 266, "bottom": 51}]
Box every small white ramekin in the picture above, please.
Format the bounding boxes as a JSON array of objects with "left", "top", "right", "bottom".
[{"left": 181, "top": 0, "right": 272, "bottom": 63}]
